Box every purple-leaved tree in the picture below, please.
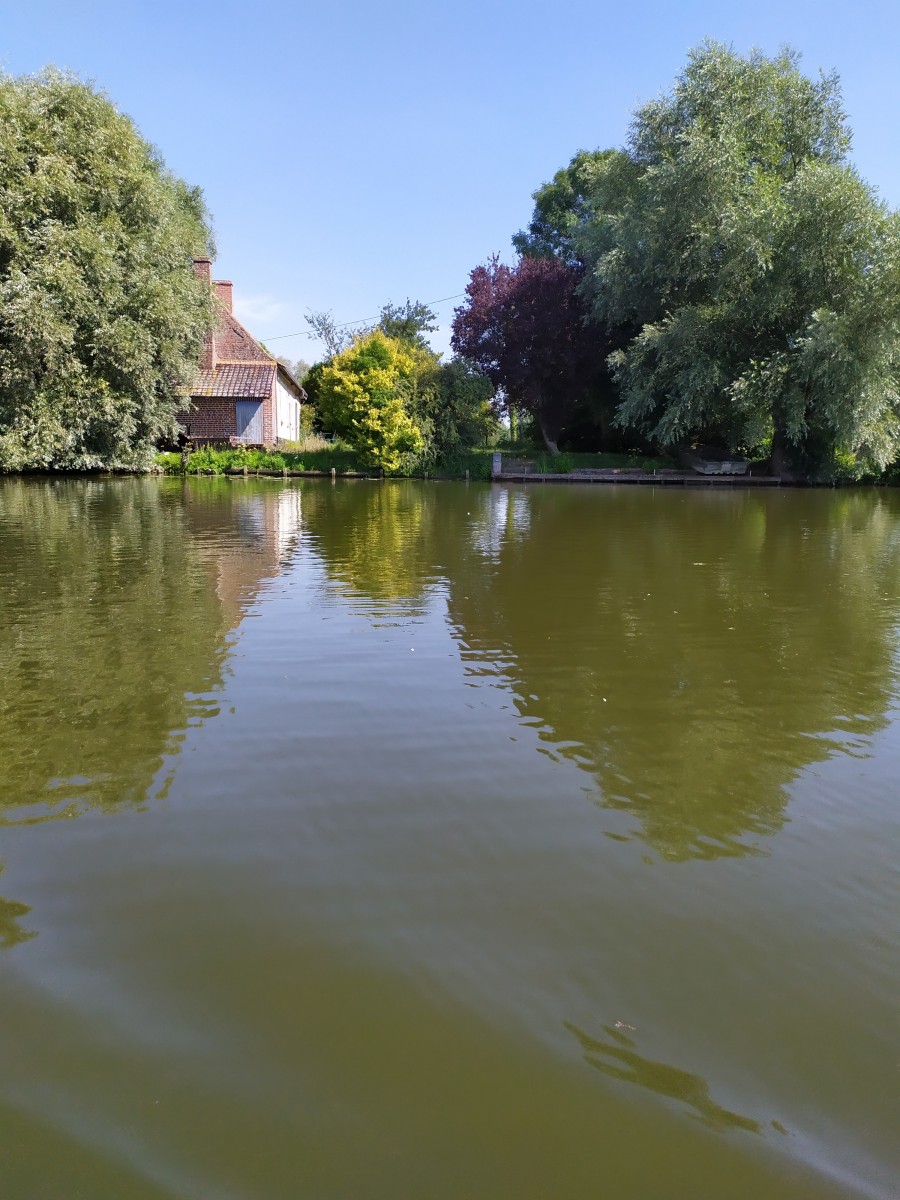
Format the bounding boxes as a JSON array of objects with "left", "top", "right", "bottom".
[{"left": 451, "top": 255, "right": 606, "bottom": 454}]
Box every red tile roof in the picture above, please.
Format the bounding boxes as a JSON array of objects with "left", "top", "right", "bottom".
[{"left": 191, "top": 363, "right": 275, "bottom": 399}]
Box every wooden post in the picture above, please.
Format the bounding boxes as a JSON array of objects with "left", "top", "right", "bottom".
[{"left": 331, "top": 467, "right": 336, "bottom": 482}]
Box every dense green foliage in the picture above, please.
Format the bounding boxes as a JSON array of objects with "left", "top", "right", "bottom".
[
  {"left": 9, "top": 48, "right": 897, "bottom": 482},
  {"left": 513, "top": 149, "right": 618, "bottom": 265},
  {"left": 478, "top": 43, "right": 900, "bottom": 479},
  {"left": 0, "top": 70, "right": 216, "bottom": 471},
  {"left": 416, "top": 358, "right": 496, "bottom": 463},
  {"left": 305, "top": 306, "right": 497, "bottom": 472},
  {"left": 579, "top": 44, "right": 900, "bottom": 476},
  {"left": 452, "top": 254, "right": 618, "bottom": 453},
  {"left": 377, "top": 299, "right": 439, "bottom": 349},
  {"left": 155, "top": 442, "right": 504, "bottom": 479},
  {"left": 313, "top": 331, "right": 425, "bottom": 471}
]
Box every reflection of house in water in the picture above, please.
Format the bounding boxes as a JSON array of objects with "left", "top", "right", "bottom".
[{"left": 186, "top": 485, "right": 303, "bottom": 626}]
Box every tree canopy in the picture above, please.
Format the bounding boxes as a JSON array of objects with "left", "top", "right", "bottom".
[
  {"left": 305, "top": 293, "right": 496, "bottom": 471},
  {"left": 303, "top": 309, "right": 357, "bottom": 358},
  {"left": 471, "top": 42, "right": 900, "bottom": 475},
  {"left": 513, "top": 149, "right": 617, "bottom": 266},
  {"left": 573, "top": 43, "right": 900, "bottom": 475},
  {"left": 377, "top": 299, "right": 439, "bottom": 349},
  {"left": 314, "top": 330, "right": 425, "bottom": 472},
  {"left": 451, "top": 254, "right": 613, "bottom": 453},
  {"left": 0, "top": 69, "right": 216, "bottom": 471},
  {"left": 374, "top": 299, "right": 496, "bottom": 461}
]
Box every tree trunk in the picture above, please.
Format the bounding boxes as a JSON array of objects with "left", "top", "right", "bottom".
[
  {"left": 769, "top": 425, "right": 797, "bottom": 481},
  {"left": 537, "top": 413, "right": 560, "bottom": 456}
]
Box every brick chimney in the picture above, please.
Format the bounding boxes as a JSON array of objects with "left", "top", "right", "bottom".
[
  {"left": 193, "top": 256, "right": 212, "bottom": 283},
  {"left": 214, "top": 280, "right": 233, "bottom": 314}
]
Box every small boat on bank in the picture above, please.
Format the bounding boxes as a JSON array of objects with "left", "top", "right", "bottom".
[{"left": 681, "top": 447, "right": 750, "bottom": 476}]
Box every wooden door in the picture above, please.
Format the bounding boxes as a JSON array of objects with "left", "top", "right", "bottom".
[{"left": 235, "top": 401, "right": 263, "bottom": 443}]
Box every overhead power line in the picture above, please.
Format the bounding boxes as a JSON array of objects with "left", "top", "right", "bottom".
[{"left": 262, "top": 292, "right": 466, "bottom": 342}]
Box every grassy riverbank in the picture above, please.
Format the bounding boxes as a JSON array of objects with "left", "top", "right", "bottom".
[
  {"left": 156, "top": 443, "right": 362, "bottom": 477},
  {"left": 154, "top": 446, "right": 497, "bottom": 479},
  {"left": 154, "top": 444, "right": 681, "bottom": 480}
]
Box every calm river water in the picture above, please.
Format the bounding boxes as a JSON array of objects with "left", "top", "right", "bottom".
[{"left": 0, "top": 477, "right": 898, "bottom": 1199}]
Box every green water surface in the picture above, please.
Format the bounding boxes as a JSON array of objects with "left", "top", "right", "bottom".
[{"left": 0, "top": 477, "right": 897, "bottom": 1199}]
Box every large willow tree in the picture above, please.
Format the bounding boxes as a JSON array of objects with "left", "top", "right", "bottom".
[
  {"left": 574, "top": 43, "right": 900, "bottom": 477},
  {"left": 0, "top": 70, "right": 215, "bottom": 470}
]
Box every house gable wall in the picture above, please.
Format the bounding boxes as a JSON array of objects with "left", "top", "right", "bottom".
[{"left": 216, "top": 313, "right": 271, "bottom": 363}]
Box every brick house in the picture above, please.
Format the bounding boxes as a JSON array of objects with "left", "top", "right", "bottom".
[{"left": 178, "top": 258, "right": 305, "bottom": 446}]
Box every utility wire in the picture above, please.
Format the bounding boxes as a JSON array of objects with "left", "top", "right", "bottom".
[{"left": 262, "top": 292, "right": 466, "bottom": 342}]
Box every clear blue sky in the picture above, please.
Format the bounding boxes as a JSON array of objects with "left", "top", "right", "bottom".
[{"left": 5, "top": 1, "right": 900, "bottom": 360}]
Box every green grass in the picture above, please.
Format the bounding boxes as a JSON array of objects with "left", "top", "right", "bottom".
[
  {"left": 156, "top": 443, "right": 503, "bottom": 479},
  {"left": 154, "top": 443, "right": 678, "bottom": 480},
  {"left": 500, "top": 448, "right": 676, "bottom": 473},
  {"left": 428, "top": 449, "right": 497, "bottom": 480},
  {"left": 154, "top": 451, "right": 184, "bottom": 474},
  {"left": 564, "top": 450, "right": 676, "bottom": 471},
  {"left": 156, "top": 442, "right": 363, "bottom": 476},
  {"left": 533, "top": 452, "right": 574, "bottom": 474}
]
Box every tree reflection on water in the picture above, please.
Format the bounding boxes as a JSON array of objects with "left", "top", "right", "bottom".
[
  {"left": 3, "top": 477, "right": 899, "bottom": 953},
  {"left": 0, "top": 866, "right": 36, "bottom": 949},
  {"left": 306, "top": 481, "right": 900, "bottom": 863},
  {"left": 564, "top": 1019, "right": 766, "bottom": 1135},
  {"left": 0, "top": 478, "right": 302, "bottom": 946},
  {"left": 446, "top": 487, "right": 900, "bottom": 861},
  {"left": 0, "top": 478, "right": 300, "bottom": 825}
]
